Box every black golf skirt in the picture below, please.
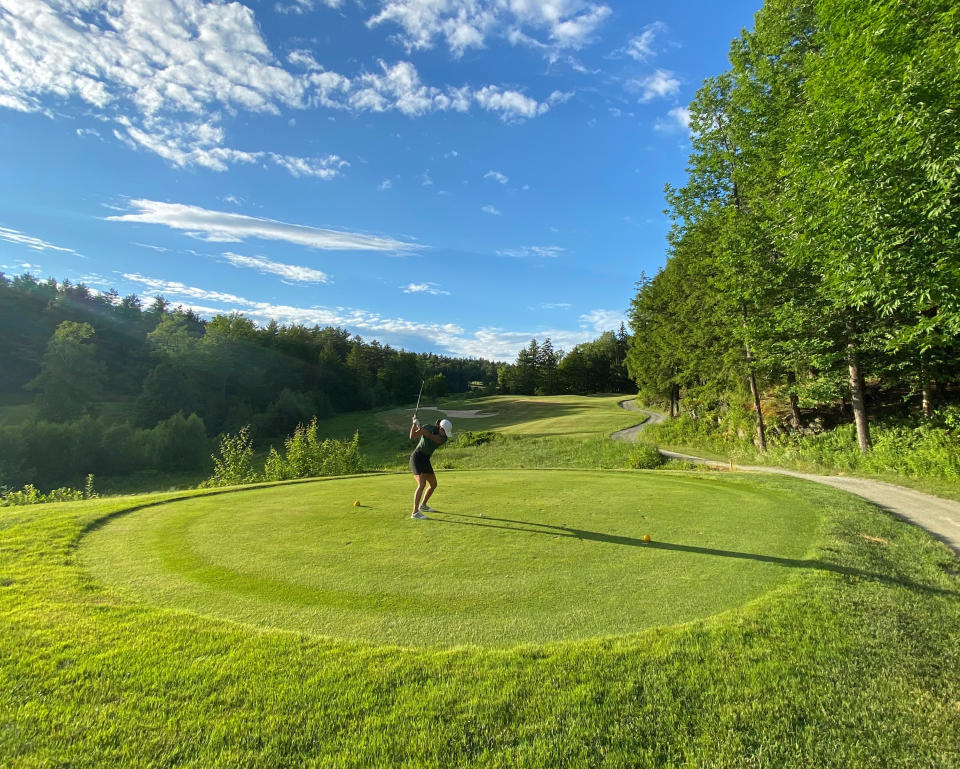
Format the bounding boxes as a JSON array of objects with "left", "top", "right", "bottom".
[{"left": 409, "top": 449, "right": 434, "bottom": 476}]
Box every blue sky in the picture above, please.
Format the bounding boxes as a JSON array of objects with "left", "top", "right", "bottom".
[{"left": 0, "top": 0, "right": 760, "bottom": 361}]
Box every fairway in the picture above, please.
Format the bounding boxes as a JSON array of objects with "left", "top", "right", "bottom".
[{"left": 80, "top": 470, "right": 821, "bottom": 646}]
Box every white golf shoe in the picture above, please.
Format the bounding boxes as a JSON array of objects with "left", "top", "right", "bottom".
[
  {"left": 411, "top": 510, "right": 428, "bottom": 519},
  {"left": 419, "top": 505, "right": 435, "bottom": 513}
]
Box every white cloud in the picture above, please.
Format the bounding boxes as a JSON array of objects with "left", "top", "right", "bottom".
[
  {"left": 268, "top": 153, "right": 349, "bottom": 179},
  {"left": 496, "top": 245, "right": 565, "bottom": 258},
  {"left": 403, "top": 282, "right": 450, "bottom": 295},
  {"left": 481, "top": 205, "right": 502, "bottom": 216},
  {"left": 655, "top": 106, "right": 691, "bottom": 133},
  {"left": 378, "top": 179, "right": 393, "bottom": 191},
  {"left": 107, "top": 200, "right": 423, "bottom": 253},
  {"left": 0, "top": 226, "right": 78, "bottom": 254},
  {"left": 220, "top": 252, "right": 331, "bottom": 284},
  {"left": 580, "top": 308, "right": 626, "bottom": 332},
  {"left": 631, "top": 69, "right": 681, "bottom": 103},
  {"left": 368, "top": 0, "right": 612, "bottom": 59},
  {"left": 625, "top": 22, "right": 666, "bottom": 61},
  {"left": 541, "top": 302, "right": 572, "bottom": 309},
  {"left": 119, "top": 272, "right": 464, "bottom": 339},
  {"left": 276, "top": 0, "right": 343, "bottom": 15},
  {"left": 115, "top": 272, "right": 619, "bottom": 361},
  {"left": 0, "top": 2, "right": 560, "bottom": 173},
  {"left": 484, "top": 170, "right": 509, "bottom": 184}
]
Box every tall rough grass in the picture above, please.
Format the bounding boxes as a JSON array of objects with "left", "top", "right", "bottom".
[{"left": 645, "top": 409, "right": 960, "bottom": 480}]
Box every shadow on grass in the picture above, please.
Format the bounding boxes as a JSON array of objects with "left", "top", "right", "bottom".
[{"left": 430, "top": 512, "right": 958, "bottom": 599}]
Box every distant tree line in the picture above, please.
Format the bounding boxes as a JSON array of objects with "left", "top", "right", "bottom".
[
  {"left": 0, "top": 273, "right": 499, "bottom": 487},
  {"left": 626, "top": 0, "right": 960, "bottom": 451},
  {"left": 497, "top": 326, "right": 634, "bottom": 396},
  {"left": 0, "top": 272, "right": 632, "bottom": 488}
]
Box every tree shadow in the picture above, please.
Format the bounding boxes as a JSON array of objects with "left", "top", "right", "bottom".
[{"left": 429, "top": 512, "right": 958, "bottom": 599}]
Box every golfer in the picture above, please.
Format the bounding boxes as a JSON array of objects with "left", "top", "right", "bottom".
[{"left": 409, "top": 416, "right": 453, "bottom": 519}]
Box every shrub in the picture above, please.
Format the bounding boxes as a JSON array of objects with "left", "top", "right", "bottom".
[
  {"left": 203, "top": 426, "right": 258, "bottom": 487},
  {"left": 263, "top": 419, "right": 363, "bottom": 481},
  {"left": 630, "top": 443, "right": 666, "bottom": 469},
  {"left": 455, "top": 430, "right": 501, "bottom": 448},
  {"left": 145, "top": 412, "right": 208, "bottom": 472}
]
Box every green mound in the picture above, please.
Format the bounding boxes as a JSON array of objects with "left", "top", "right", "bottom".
[{"left": 80, "top": 470, "right": 821, "bottom": 646}]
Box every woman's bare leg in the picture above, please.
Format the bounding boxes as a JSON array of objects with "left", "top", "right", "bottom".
[
  {"left": 420, "top": 473, "right": 438, "bottom": 506},
  {"left": 413, "top": 475, "right": 427, "bottom": 513}
]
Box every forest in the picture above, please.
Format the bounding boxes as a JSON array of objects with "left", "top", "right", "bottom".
[
  {"left": 625, "top": 0, "right": 960, "bottom": 475},
  {"left": 0, "top": 273, "right": 632, "bottom": 491}
]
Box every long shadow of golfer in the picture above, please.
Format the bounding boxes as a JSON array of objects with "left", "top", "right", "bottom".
[{"left": 429, "top": 512, "right": 957, "bottom": 598}]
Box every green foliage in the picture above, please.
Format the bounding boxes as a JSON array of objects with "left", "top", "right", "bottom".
[
  {"left": 144, "top": 412, "right": 209, "bottom": 472},
  {"left": 629, "top": 443, "right": 666, "bottom": 469},
  {"left": 261, "top": 419, "right": 363, "bottom": 481},
  {"left": 204, "top": 426, "right": 258, "bottom": 487},
  {"left": 645, "top": 408, "right": 960, "bottom": 482},
  {"left": 26, "top": 320, "right": 105, "bottom": 421},
  {"left": 0, "top": 474, "right": 96, "bottom": 507},
  {"left": 454, "top": 430, "right": 502, "bottom": 448}
]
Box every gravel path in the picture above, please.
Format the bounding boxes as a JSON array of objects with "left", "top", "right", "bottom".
[{"left": 615, "top": 399, "right": 960, "bottom": 555}]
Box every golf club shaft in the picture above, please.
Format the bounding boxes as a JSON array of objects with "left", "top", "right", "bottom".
[{"left": 414, "top": 379, "right": 424, "bottom": 419}]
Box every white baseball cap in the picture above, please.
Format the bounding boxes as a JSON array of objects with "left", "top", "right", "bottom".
[{"left": 439, "top": 418, "right": 453, "bottom": 437}]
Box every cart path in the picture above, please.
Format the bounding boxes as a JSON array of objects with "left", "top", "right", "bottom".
[{"left": 615, "top": 399, "right": 960, "bottom": 556}]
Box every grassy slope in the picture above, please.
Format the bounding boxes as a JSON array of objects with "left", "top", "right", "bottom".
[
  {"left": 2, "top": 481, "right": 958, "bottom": 767},
  {"left": 3, "top": 395, "right": 960, "bottom": 766}
]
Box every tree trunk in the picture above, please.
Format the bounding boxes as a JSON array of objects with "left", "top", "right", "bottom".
[
  {"left": 786, "top": 371, "right": 803, "bottom": 429},
  {"left": 747, "top": 368, "right": 767, "bottom": 451},
  {"left": 920, "top": 361, "right": 932, "bottom": 419},
  {"left": 743, "top": 337, "right": 767, "bottom": 451},
  {"left": 845, "top": 319, "right": 872, "bottom": 452}
]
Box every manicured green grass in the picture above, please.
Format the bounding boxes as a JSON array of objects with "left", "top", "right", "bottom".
[
  {"left": 316, "top": 394, "right": 641, "bottom": 469},
  {"left": 3, "top": 475, "right": 959, "bottom": 767},
  {"left": 79, "top": 470, "right": 821, "bottom": 646}
]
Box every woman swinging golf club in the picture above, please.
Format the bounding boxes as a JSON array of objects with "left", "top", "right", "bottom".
[{"left": 409, "top": 415, "right": 453, "bottom": 519}]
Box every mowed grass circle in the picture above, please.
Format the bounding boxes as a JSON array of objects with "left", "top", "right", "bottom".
[{"left": 80, "top": 470, "right": 821, "bottom": 647}]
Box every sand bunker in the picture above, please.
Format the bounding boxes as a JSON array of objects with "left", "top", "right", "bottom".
[{"left": 440, "top": 409, "right": 498, "bottom": 418}]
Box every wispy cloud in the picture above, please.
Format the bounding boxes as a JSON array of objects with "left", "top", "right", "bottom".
[
  {"left": 221, "top": 252, "right": 331, "bottom": 284},
  {"left": 119, "top": 273, "right": 464, "bottom": 340},
  {"left": 541, "top": 302, "right": 572, "bottom": 310},
  {"left": 484, "top": 170, "right": 509, "bottom": 184},
  {"left": 580, "top": 308, "right": 626, "bottom": 332},
  {"left": 625, "top": 22, "right": 666, "bottom": 61},
  {"left": 496, "top": 245, "right": 565, "bottom": 258},
  {"left": 115, "top": 273, "right": 622, "bottom": 361},
  {"left": 107, "top": 200, "right": 423, "bottom": 253},
  {"left": 630, "top": 69, "right": 681, "bottom": 103},
  {"left": 0, "top": 226, "right": 78, "bottom": 254},
  {"left": 403, "top": 282, "right": 450, "bottom": 296},
  {"left": 481, "top": 205, "right": 502, "bottom": 216},
  {"left": 378, "top": 179, "right": 393, "bottom": 191},
  {"left": 655, "top": 106, "right": 691, "bottom": 133}
]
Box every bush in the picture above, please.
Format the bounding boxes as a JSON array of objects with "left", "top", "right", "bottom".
[
  {"left": 0, "top": 474, "right": 96, "bottom": 507},
  {"left": 455, "top": 430, "right": 502, "bottom": 448},
  {"left": 203, "top": 426, "right": 258, "bottom": 487},
  {"left": 630, "top": 443, "right": 666, "bottom": 469},
  {"left": 145, "top": 412, "right": 208, "bottom": 472},
  {"left": 262, "top": 419, "right": 363, "bottom": 481}
]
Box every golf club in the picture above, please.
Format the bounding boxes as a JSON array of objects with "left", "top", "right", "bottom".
[{"left": 413, "top": 379, "right": 424, "bottom": 426}]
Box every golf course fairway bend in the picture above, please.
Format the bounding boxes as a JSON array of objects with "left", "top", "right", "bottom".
[{"left": 80, "top": 470, "right": 821, "bottom": 646}]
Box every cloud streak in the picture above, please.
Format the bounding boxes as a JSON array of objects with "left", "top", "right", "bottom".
[
  {"left": 221, "top": 252, "right": 331, "bottom": 284},
  {"left": 0, "top": 226, "right": 78, "bottom": 254},
  {"left": 107, "top": 200, "right": 423, "bottom": 253}
]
